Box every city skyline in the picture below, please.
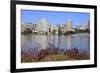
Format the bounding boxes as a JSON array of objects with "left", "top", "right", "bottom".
[{"left": 21, "top": 10, "right": 90, "bottom": 27}]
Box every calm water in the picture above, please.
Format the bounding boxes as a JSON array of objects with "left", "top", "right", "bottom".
[{"left": 21, "top": 33, "right": 90, "bottom": 53}]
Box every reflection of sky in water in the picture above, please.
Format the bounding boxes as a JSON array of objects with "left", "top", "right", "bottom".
[{"left": 21, "top": 33, "right": 90, "bottom": 53}]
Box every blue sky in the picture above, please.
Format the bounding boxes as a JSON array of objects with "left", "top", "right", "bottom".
[{"left": 21, "top": 10, "right": 90, "bottom": 27}]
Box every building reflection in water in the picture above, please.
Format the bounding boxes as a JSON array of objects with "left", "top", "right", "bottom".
[
  {"left": 35, "top": 35, "right": 48, "bottom": 50},
  {"left": 66, "top": 35, "right": 72, "bottom": 50},
  {"left": 21, "top": 33, "right": 89, "bottom": 53}
]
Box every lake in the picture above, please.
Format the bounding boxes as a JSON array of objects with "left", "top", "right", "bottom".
[{"left": 21, "top": 33, "right": 90, "bottom": 54}]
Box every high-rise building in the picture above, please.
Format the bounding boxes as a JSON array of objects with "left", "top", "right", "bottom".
[
  {"left": 66, "top": 19, "right": 73, "bottom": 31},
  {"left": 76, "top": 24, "right": 81, "bottom": 30},
  {"left": 85, "top": 20, "right": 90, "bottom": 29},
  {"left": 83, "top": 20, "right": 90, "bottom": 30},
  {"left": 37, "top": 18, "right": 49, "bottom": 34},
  {"left": 59, "top": 24, "right": 65, "bottom": 34}
]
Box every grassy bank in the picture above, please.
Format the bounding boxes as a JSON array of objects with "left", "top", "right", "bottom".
[{"left": 21, "top": 48, "right": 90, "bottom": 63}]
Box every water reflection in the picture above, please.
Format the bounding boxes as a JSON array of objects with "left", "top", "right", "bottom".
[{"left": 21, "top": 33, "right": 90, "bottom": 53}]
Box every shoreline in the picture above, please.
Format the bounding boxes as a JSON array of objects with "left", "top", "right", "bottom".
[
  {"left": 21, "top": 32, "right": 89, "bottom": 35},
  {"left": 21, "top": 48, "right": 90, "bottom": 63}
]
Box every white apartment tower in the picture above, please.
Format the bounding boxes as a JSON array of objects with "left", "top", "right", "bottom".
[
  {"left": 66, "top": 19, "right": 73, "bottom": 31},
  {"left": 37, "top": 18, "right": 49, "bottom": 34}
]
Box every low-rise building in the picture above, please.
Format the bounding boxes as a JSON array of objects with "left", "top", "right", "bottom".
[{"left": 21, "top": 23, "right": 33, "bottom": 33}]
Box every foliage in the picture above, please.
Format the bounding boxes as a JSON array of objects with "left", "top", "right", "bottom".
[{"left": 21, "top": 48, "right": 90, "bottom": 63}]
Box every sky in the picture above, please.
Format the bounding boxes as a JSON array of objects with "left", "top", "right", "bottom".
[{"left": 21, "top": 10, "right": 90, "bottom": 27}]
